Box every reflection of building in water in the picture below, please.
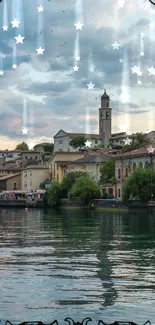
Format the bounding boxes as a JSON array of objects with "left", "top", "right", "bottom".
[
  {"left": 0, "top": 209, "right": 44, "bottom": 248},
  {"left": 96, "top": 214, "right": 118, "bottom": 307}
]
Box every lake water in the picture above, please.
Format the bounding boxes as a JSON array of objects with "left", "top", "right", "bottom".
[{"left": 0, "top": 208, "right": 155, "bottom": 324}]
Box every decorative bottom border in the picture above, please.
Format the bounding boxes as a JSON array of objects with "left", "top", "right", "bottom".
[{"left": 0, "top": 319, "right": 151, "bottom": 325}]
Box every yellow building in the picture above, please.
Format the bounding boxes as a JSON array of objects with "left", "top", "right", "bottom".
[
  {"left": 21, "top": 166, "right": 50, "bottom": 190},
  {"left": 49, "top": 151, "right": 85, "bottom": 183}
]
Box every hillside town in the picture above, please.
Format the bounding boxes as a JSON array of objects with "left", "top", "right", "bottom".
[{"left": 0, "top": 90, "right": 155, "bottom": 200}]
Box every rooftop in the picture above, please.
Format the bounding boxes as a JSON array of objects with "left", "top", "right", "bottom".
[{"left": 0, "top": 173, "right": 21, "bottom": 181}]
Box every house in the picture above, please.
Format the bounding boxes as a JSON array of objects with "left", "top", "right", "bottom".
[
  {"left": 21, "top": 166, "right": 50, "bottom": 191},
  {"left": 53, "top": 129, "right": 101, "bottom": 152},
  {"left": 0, "top": 166, "right": 21, "bottom": 177},
  {"left": 0, "top": 150, "right": 21, "bottom": 160},
  {"left": 33, "top": 143, "right": 47, "bottom": 153},
  {"left": 49, "top": 151, "right": 85, "bottom": 183},
  {"left": 65, "top": 154, "right": 112, "bottom": 181},
  {"left": 19, "top": 151, "right": 42, "bottom": 167},
  {"left": 0, "top": 173, "right": 21, "bottom": 191},
  {"left": 114, "top": 147, "right": 153, "bottom": 199}
]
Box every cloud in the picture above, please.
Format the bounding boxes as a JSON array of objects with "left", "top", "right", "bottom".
[{"left": 0, "top": 0, "right": 154, "bottom": 148}]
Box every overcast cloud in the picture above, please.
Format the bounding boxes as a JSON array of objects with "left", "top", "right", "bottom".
[{"left": 0, "top": 0, "right": 155, "bottom": 149}]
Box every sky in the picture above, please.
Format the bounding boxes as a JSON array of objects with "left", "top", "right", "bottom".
[{"left": 0, "top": 0, "right": 155, "bottom": 149}]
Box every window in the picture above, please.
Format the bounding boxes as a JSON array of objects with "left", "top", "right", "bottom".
[
  {"left": 57, "top": 174, "right": 59, "bottom": 181},
  {"left": 133, "top": 162, "right": 137, "bottom": 170},
  {"left": 25, "top": 156, "right": 27, "bottom": 159},
  {"left": 125, "top": 167, "right": 128, "bottom": 177},
  {"left": 95, "top": 140, "right": 98, "bottom": 144},
  {"left": 108, "top": 188, "right": 113, "bottom": 195},
  {"left": 59, "top": 140, "right": 62, "bottom": 144},
  {"left": 68, "top": 148, "right": 70, "bottom": 151},
  {"left": 29, "top": 173, "right": 32, "bottom": 176},
  {"left": 30, "top": 181, "right": 32, "bottom": 186},
  {"left": 59, "top": 149, "right": 63, "bottom": 151},
  {"left": 64, "top": 170, "right": 67, "bottom": 175},
  {"left": 24, "top": 183, "right": 27, "bottom": 188},
  {"left": 118, "top": 189, "right": 121, "bottom": 198},
  {"left": 24, "top": 173, "right": 27, "bottom": 177},
  {"left": 13, "top": 182, "right": 17, "bottom": 190},
  {"left": 117, "top": 168, "right": 121, "bottom": 179},
  {"left": 35, "top": 156, "right": 38, "bottom": 159},
  {"left": 139, "top": 162, "right": 143, "bottom": 168}
]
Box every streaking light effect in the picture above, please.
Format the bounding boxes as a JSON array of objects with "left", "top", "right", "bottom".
[
  {"left": 22, "top": 99, "right": 29, "bottom": 135},
  {"left": 74, "top": 32, "right": 80, "bottom": 64},
  {"left": 120, "top": 49, "right": 131, "bottom": 104},
  {"left": 36, "top": 0, "right": 45, "bottom": 54},
  {"left": 12, "top": 41, "right": 17, "bottom": 68},
  {"left": 2, "top": 0, "right": 8, "bottom": 30},
  {"left": 75, "top": 0, "right": 83, "bottom": 25}
]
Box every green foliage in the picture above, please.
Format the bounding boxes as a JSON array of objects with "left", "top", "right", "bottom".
[
  {"left": 15, "top": 142, "right": 29, "bottom": 151},
  {"left": 69, "top": 175, "right": 100, "bottom": 204},
  {"left": 43, "top": 143, "right": 54, "bottom": 153},
  {"left": 61, "top": 170, "right": 93, "bottom": 197},
  {"left": 69, "top": 136, "right": 87, "bottom": 149},
  {"left": 122, "top": 132, "right": 151, "bottom": 153},
  {"left": 122, "top": 168, "right": 155, "bottom": 203},
  {"left": 100, "top": 160, "right": 115, "bottom": 184},
  {"left": 47, "top": 181, "right": 62, "bottom": 206}
]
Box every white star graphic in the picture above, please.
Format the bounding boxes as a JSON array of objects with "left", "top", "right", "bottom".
[
  {"left": 147, "top": 66, "right": 155, "bottom": 76},
  {"left": 36, "top": 47, "right": 45, "bottom": 55},
  {"left": 140, "top": 51, "right": 144, "bottom": 56},
  {"left": 112, "top": 42, "right": 120, "bottom": 50},
  {"left": 137, "top": 70, "right": 143, "bottom": 76},
  {"left": 2, "top": 26, "right": 8, "bottom": 31},
  {"left": 85, "top": 140, "right": 92, "bottom": 147},
  {"left": 75, "top": 56, "right": 80, "bottom": 61},
  {"left": 37, "top": 5, "right": 44, "bottom": 12},
  {"left": 22, "top": 127, "right": 29, "bottom": 135},
  {"left": 117, "top": 0, "right": 125, "bottom": 7},
  {"left": 119, "top": 58, "right": 124, "bottom": 63},
  {"left": 14, "top": 34, "right": 25, "bottom": 44},
  {"left": 125, "top": 137, "right": 132, "bottom": 145},
  {"left": 73, "top": 65, "right": 79, "bottom": 71},
  {"left": 131, "top": 65, "right": 140, "bottom": 74},
  {"left": 0, "top": 71, "right": 4, "bottom": 76},
  {"left": 147, "top": 146, "right": 155, "bottom": 154},
  {"left": 137, "top": 80, "right": 142, "bottom": 85},
  {"left": 87, "top": 82, "right": 95, "bottom": 90},
  {"left": 11, "top": 19, "right": 20, "bottom": 28},
  {"left": 149, "top": 22, "right": 155, "bottom": 29},
  {"left": 74, "top": 22, "right": 83, "bottom": 30},
  {"left": 12, "top": 64, "right": 17, "bottom": 69}
]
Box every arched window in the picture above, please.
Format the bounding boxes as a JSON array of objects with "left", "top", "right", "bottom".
[
  {"left": 13, "top": 182, "right": 17, "bottom": 190},
  {"left": 138, "top": 162, "right": 143, "bottom": 168},
  {"left": 145, "top": 161, "right": 149, "bottom": 168},
  {"left": 133, "top": 162, "right": 137, "bottom": 170}
]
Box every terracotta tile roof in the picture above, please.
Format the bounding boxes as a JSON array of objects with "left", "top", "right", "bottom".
[
  {"left": 0, "top": 173, "right": 21, "bottom": 181},
  {"left": 22, "top": 166, "right": 49, "bottom": 170},
  {"left": 116, "top": 147, "right": 150, "bottom": 158},
  {"left": 66, "top": 154, "right": 112, "bottom": 165}
]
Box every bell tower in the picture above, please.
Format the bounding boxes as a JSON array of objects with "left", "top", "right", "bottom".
[{"left": 99, "top": 89, "right": 112, "bottom": 147}]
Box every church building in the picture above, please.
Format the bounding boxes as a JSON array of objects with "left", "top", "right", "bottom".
[{"left": 53, "top": 90, "right": 127, "bottom": 152}]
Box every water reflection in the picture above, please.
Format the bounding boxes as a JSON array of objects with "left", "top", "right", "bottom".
[{"left": 0, "top": 209, "right": 154, "bottom": 323}]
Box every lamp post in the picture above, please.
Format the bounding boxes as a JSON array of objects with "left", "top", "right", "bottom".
[{"left": 147, "top": 146, "right": 155, "bottom": 201}]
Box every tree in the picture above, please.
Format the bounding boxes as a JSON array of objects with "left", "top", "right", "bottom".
[
  {"left": 122, "top": 168, "right": 155, "bottom": 203},
  {"left": 61, "top": 170, "right": 94, "bottom": 197},
  {"left": 69, "top": 136, "right": 87, "bottom": 149},
  {"left": 47, "top": 181, "right": 62, "bottom": 207},
  {"left": 43, "top": 143, "right": 54, "bottom": 153},
  {"left": 15, "top": 142, "right": 29, "bottom": 151},
  {"left": 100, "top": 160, "right": 115, "bottom": 184},
  {"left": 69, "top": 175, "right": 100, "bottom": 205},
  {"left": 122, "top": 132, "right": 151, "bottom": 153}
]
